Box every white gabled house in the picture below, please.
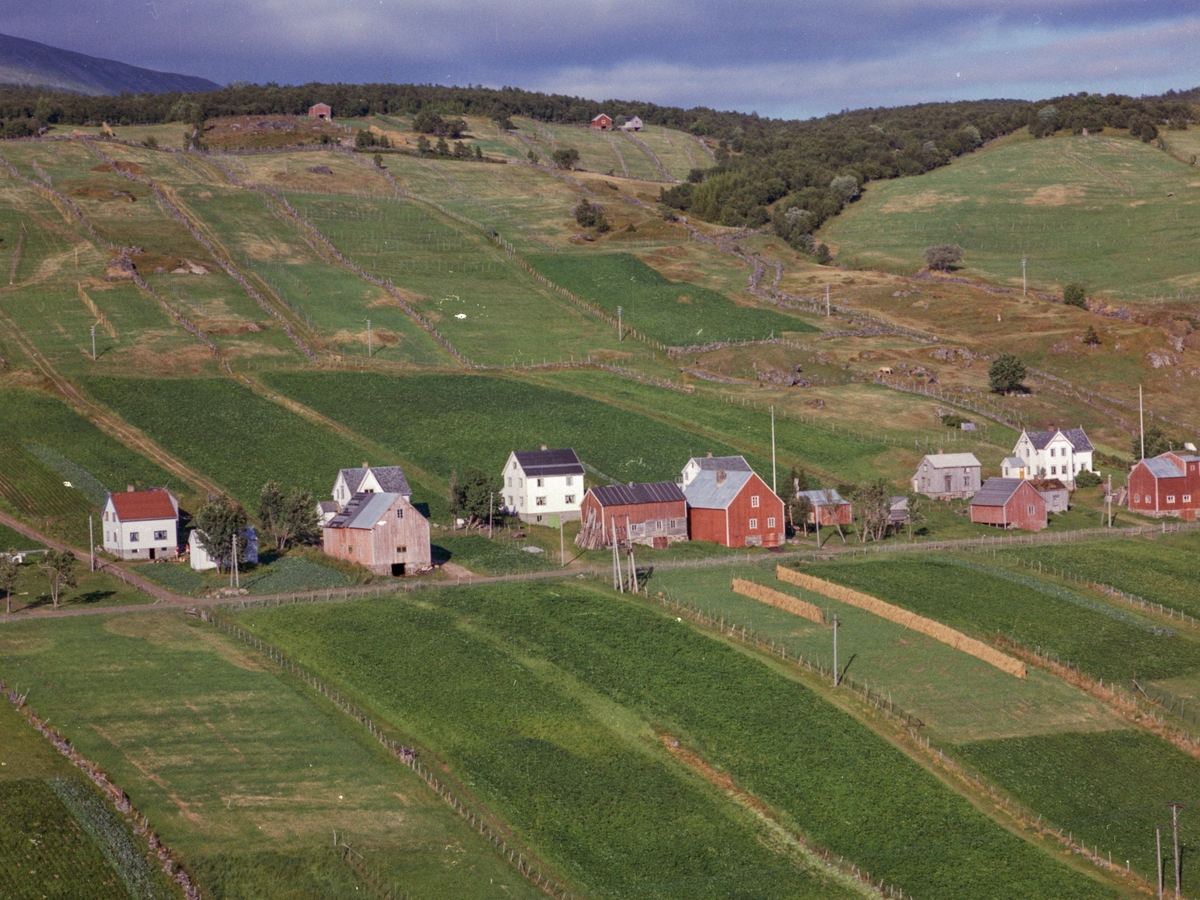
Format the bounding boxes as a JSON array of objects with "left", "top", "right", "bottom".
[
  {"left": 102, "top": 488, "right": 179, "bottom": 560},
  {"left": 331, "top": 463, "right": 413, "bottom": 506},
  {"left": 1011, "top": 427, "right": 1094, "bottom": 488},
  {"left": 501, "top": 446, "right": 585, "bottom": 525}
]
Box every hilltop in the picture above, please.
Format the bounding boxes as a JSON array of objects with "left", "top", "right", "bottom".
[{"left": 0, "top": 31, "right": 220, "bottom": 96}]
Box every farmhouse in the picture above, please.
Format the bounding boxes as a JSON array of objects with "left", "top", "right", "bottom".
[
  {"left": 682, "top": 456, "right": 785, "bottom": 548},
  {"left": 322, "top": 491, "right": 431, "bottom": 575},
  {"left": 795, "top": 489, "right": 853, "bottom": 528},
  {"left": 308, "top": 103, "right": 332, "bottom": 120},
  {"left": 332, "top": 464, "right": 412, "bottom": 506},
  {"left": 590, "top": 113, "right": 613, "bottom": 131},
  {"left": 501, "top": 447, "right": 585, "bottom": 525},
  {"left": 1128, "top": 452, "right": 1200, "bottom": 520},
  {"left": 576, "top": 482, "right": 688, "bottom": 549},
  {"left": 969, "top": 478, "right": 1047, "bottom": 532},
  {"left": 911, "top": 451, "right": 981, "bottom": 500},
  {"left": 1032, "top": 478, "right": 1070, "bottom": 514},
  {"left": 619, "top": 116, "right": 643, "bottom": 132},
  {"left": 102, "top": 488, "right": 179, "bottom": 560},
  {"left": 189, "top": 526, "right": 258, "bottom": 572},
  {"left": 1012, "top": 427, "right": 1094, "bottom": 488}
]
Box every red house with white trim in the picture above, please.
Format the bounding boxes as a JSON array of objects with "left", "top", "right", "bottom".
[
  {"left": 1128, "top": 452, "right": 1200, "bottom": 520},
  {"left": 681, "top": 455, "right": 785, "bottom": 548},
  {"left": 590, "top": 113, "right": 613, "bottom": 131},
  {"left": 969, "top": 478, "right": 1047, "bottom": 532},
  {"left": 576, "top": 482, "right": 688, "bottom": 549}
]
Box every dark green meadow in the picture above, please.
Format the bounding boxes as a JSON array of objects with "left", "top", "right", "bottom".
[{"left": 237, "top": 581, "right": 1115, "bottom": 900}]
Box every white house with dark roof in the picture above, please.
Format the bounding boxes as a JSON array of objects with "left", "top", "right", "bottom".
[
  {"left": 332, "top": 464, "right": 412, "bottom": 507},
  {"left": 1001, "top": 457, "right": 1029, "bottom": 480},
  {"left": 501, "top": 447, "right": 585, "bottom": 525},
  {"left": 1012, "top": 428, "right": 1094, "bottom": 488}
]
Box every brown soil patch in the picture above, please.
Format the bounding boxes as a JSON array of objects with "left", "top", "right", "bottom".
[
  {"left": 206, "top": 115, "right": 344, "bottom": 151},
  {"left": 196, "top": 319, "right": 264, "bottom": 335},
  {"left": 658, "top": 733, "right": 770, "bottom": 815},
  {"left": 1023, "top": 185, "right": 1085, "bottom": 207},
  {"left": 331, "top": 327, "right": 400, "bottom": 347},
  {"left": 241, "top": 237, "right": 306, "bottom": 264},
  {"left": 587, "top": 348, "right": 633, "bottom": 362},
  {"left": 112, "top": 341, "right": 218, "bottom": 375},
  {"left": 67, "top": 183, "right": 137, "bottom": 202},
  {"left": 676, "top": 295, "right": 693, "bottom": 304},
  {"left": 879, "top": 191, "right": 967, "bottom": 214}
]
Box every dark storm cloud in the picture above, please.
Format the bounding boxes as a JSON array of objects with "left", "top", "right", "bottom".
[{"left": 1, "top": 1, "right": 1196, "bottom": 117}]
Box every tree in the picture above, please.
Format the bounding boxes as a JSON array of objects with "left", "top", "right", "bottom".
[
  {"left": 851, "top": 479, "right": 892, "bottom": 542},
  {"left": 193, "top": 496, "right": 248, "bottom": 573},
  {"left": 449, "top": 467, "right": 498, "bottom": 528},
  {"left": 143, "top": 134, "right": 158, "bottom": 148},
  {"left": 552, "top": 147, "right": 580, "bottom": 169},
  {"left": 0, "top": 553, "right": 19, "bottom": 614},
  {"left": 1083, "top": 325, "right": 1101, "bottom": 346},
  {"left": 822, "top": 488, "right": 847, "bottom": 544},
  {"left": 416, "top": 135, "right": 432, "bottom": 155},
  {"left": 38, "top": 549, "right": 76, "bottom": 610},
  {"left": 492, "top": 114, "right": 514, "bottom": 131},
  {"left": 829, "top": 174, "right": 860, "bottom": 202},
  {"left": 1136, "top": 423, "right": 1175, "bottom": 460},
  {"left": 904, "top": 491, "right": 925, "bottom": 540},
  {"left": 988, "top": 353, "right": 1026, "bottom": 394},
  {"left": 258, "top": 481, "right": 286, "bottom": 548},
  {"left": 435, "top": 136, "right": 450, "bottom": 156},
  {"left": 924, "top": 244, "right": 963, "bottom": 271},
  {"left": 373, "top": 152, "right": 384, "bottom": 168},
  {"left": 281, "top": 488, "right": 320, "bottom": 550},
  {"left": 788, "top": 494, "right": 813, "bottom": 537},
  {"left": 1063, "top": 282, "right": 1086, "bottom": 307}
]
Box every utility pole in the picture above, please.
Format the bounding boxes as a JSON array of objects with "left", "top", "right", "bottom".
[
  {"left": 231, "top": 534, "right": 240, "bottom": 589},
  {"left": 1140, "top": 384, "right": 1146, "bottom": 460},
  {"left": 1157, "top": 826, "right": 1164, "bottom": 900},
  {"left": 90, "top": 325, "right": 96, "bottom": 361},
  {"left": 559, "top": 516, "right": 565, "bottom": 567},
  {"left": 488, "top": 492, "right": 494, "bottom": 540},
  {"left": 1166, "top": 802, "right": 1185, "bottom": 899},
  {"left": 611, "top": 518, "right": 622, "bottom": 592},
  {"left": 832, "top": 612, "right": 840, "bottom": 686},
  {"left": 1107, "top": 474, "right": 1113, "bottom": 528},
  {"left": 770, "top": 405, "right": 777, "bottom": 496},
  {"left": 627, "top": 543, "right": 637, "bottom": 592},
  {"left": 88, "top": 515, "right": 94, "bottom": 571},
  {"left": 366, "top": 319, "right": 372, "bottom": 357},
  {"left": 825, "top": 284, "right": 830, "bottom": 317},
  {"left": 1021, "top": 257, "right": 1027, "bottom": 296},
  {"left": 617, "top": 305, "right": 623, "bottom": 341}
]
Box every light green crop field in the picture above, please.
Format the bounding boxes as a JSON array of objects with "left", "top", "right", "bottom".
[
  {"left": 511, "top": 119, "right": 672, "bottom": 182},
  {"left": 821, "top": 132, "right": 1200, "bottom": 301},
  {"left": 0, "top": 612, "right": 542, "bottom": 900},
  {"left": 649, "top": 559, "right": 1123, "bottom": 744}
]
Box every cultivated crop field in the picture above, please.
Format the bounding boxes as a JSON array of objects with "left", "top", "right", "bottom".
[
  {"left": 510, "top": 119, "right": 681, "bottom": 182},
  {"left": 822, "top": 132, "right": 1200, "bottom": 301},
  {"left": 237, "top": 581, "right": 1117, "bottom": 900}
]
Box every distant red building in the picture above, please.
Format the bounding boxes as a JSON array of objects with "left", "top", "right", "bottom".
[
  {"left": 969, "top": 478, "right": 1047, "bottom": 532},
  {"left": 795, "top": 489, "right": 853, "bottom": 527},
  {"left": 576, "top": 482, "right": 688, "bottom": 549},
  {"left": 308, "top": 103, "right": 332, "bottom": 120},
  {"left": 1128, "top": 452, "right": 1200, "bottom": 520},
  {"left": 681, "top": 456, "right": 784, "bottom": 548},
  {"left": 590, "top": 113, "right": 613, "bottom": 131}
]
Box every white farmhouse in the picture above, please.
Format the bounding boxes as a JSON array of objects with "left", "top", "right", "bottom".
[
  {"left": 102, "top": 488, "right": 179, "bottom": 560},
  {"left": 1011, "top": 428, "right": 1094, "bottom": 488},
  {"left": 501, "top": 446, "right": 585, "bottom": 525},
  {"left": 331, "top": 463, "right": 412, "bottom": 506}
]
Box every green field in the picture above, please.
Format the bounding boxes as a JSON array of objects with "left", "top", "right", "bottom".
[
  {"left": 957, "top": 729, "right": 1200, "bottom": 892},
  {"left": 136, "top": 555, "right": 352, "bottom": 597},
  {"left": 0, "top": 612, "right": 546, "bottom": 900},
  {"left": 529, "top": 252, "right": 817, "bottom": 346},
  {"left": 431, "top": 533, "right": 557, "bottom": 574},
  {"left": 237, "top": 581, "right": 1116, "bottom": 900},
  {"left": 822, "top": 132, "right": 1200, "bottom": 301}
]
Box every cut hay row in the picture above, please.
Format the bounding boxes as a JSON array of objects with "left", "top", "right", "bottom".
[
  {"left": 776, "top": 566, "right": 1026, "bottom": 679},
  {"left": 731, "top": 578, "right": 826, "bottom": 625}
]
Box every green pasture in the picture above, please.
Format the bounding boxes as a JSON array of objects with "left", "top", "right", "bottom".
[
  {"left": 0, "top": 612, "right": 544, "bottom": 900},
  {"left": 528, "top": 251, "right": 817, "bottom": 346},
  {"left": 512, "top": 119, "right": 668, "bottom": 182},
  {"left": 282, "top": 191, "right": 626, "bottom": 364},
  {"left": 430, "top": 533, "right": 557, "bottom": 575},
  {"left": 649, "top": 560, "right": 1121, "bottom": 743},
  {"left": 239, "top": 581, "right": 1118, "bottom": 900},
  {"left": 630, "top": 125, "right": 711, "bottom": 181},
  {"left": 803, "top": 554, "right": 1200, "bottom": 683},
  {"left": 957, "top": 729, "right": 1200, "bottom": 892},
  {"left": 135, "top": 555, "right": 352, "bottom": 597},
  {"left": 822, "top": 132, "right": 1200, "bottom": 301}
]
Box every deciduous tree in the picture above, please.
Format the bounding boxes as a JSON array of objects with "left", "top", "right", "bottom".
[
  {"left": 0, "top": 553, "right": 19, "bottom": 614},
  {"left": 988, "top": 354, "right": 1026, "bottom": 394},
  {"left": 924, "top": 244, "right": 963, "bottom": 271},
  {"left": 38, "top": 549, "right": 76, "bottom": 610},
  {"left": 450, "top": 468, "right": 500, "bottom": 528},
  {"left": 194, "top": 496, "right": 248, "bottom": 573}
]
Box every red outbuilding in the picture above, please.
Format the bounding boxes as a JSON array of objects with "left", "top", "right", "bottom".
[
  {"left": 308, "top": 103, "right": 332, "bottom": 120},
  {"left": 1128, "top": 452, "right": 1200, "bottom": 520},
  {"left": 576, "top": 482, "right": 688, "bottom": 549},
  {"left": 590, "top": 113, "right": 613, "bottom": 130},
  {"left": 681, "top": 456, "right": 785, "bottom": 548},
  {"left": 969, "top": 478, "right": 1047, "bottom": 532}
]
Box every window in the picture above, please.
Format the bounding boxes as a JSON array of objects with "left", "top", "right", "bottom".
[
  {"left": 507, "top": 496, "right": 514, "bottom": 507},
  {"left": 1050, "top": 466, "right": 1057, "bottom": 475},
  {"left": 1168, "top": 495, "right": 1176, "bottom": 504},
  {"left": 566, "top": 476, "right": 574, "bottom": 486},
  {"left": 748, "top": 518, "right": 758, "bottom": 530},
  {"left": 767, "top": 517, "right": 776, "bottom": 529},
  {"left": 154, "top": 530, "right": 167, "bottom": 541},
  {"left": 129, "top": 532, "right": 139, "bottom": 542},
  {"left": 1185, "top": 495, "right": 1193, "bottom": 503},
  {"left": 564, "top": 494, "right": 576, "bottom": 504},
  {"left": 396, "top": 545, "right": 407, "bottom": 553},
  {"left": 1026, "top": 506, "right": 1034, "bottom": 515},
  {"left": 507, "top": 477, "right": 512, "bottom": 487},
  {"left": 535, "top": 496, "right": 547, "bottom": 506},
  {"left": 1050, "top": 448, "right": 1056, "bottom": 458},
  {"left": 103, "top": 511, "right": 109, "bottom": 521},
  {"left": 536, "top": 477, "right": 545, "bottom": 488},
  {"left": 1133, "top": 494, "right": 1141, "bottom": 503},
  {"left": 751, "top": 495, "right": 760, "bottom": 508},
  {"left": 396, "top": 508, "right": 404, "bottom": 519}
]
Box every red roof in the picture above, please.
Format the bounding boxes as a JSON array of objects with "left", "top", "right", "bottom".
[{"left": 109, "top": 489, "right": 176, "bottom": 521}]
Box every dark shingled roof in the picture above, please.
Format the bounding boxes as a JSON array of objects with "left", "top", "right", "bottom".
[
  {"left": 1026, "top": 428, "right": 1093, "bottom": 453},
  {"left": 588, "top": 482, "right": 685, "bottom": 507},
  {"left": 513, "top": 449, "right": 584, "bottom": 477},
  {"left": 340, "top": 465, "right": 412, "bottom": 496},
  {"left": 969, "top": 477, "right": 1029, "bottom": 507}
]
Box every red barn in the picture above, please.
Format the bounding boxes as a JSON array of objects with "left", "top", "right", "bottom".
[
  {"left": 308, "top": 103, "right": 332, "bottom": 120},
  {"left": 576, "top": 482, "right": 688, "bottom": 549},
  {"left": 681, "top": 457, "right": 785, "bottom": 548},
  {"left": 590, "top": 113, "right": 613, "bottom": 130},
  {"left": 969, "top": 478, "right": 1047, "bottom": 532},
  {"left": 1128, "top": 452, "right": 1200, "bottom": 519}
]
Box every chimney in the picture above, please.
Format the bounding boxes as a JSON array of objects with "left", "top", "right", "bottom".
[
  {"left": 127, "top": 484, "right": 135, "bottom": 492},
  {"left": 937, "top": 448, "right": 943, "bottom": 454},
  {"left": 362, "top": 461, "right": 369, "bottom": 469},
  {"left": 541, "top": 444, "right": 548, "bottom": 451},
  {"left": 716, "top": 470, "right": 727, "bottom": 485},
  {"left": 706, "top": 451, "right": 713, "bottom": 458}
]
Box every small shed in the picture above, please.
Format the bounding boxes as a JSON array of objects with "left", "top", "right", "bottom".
[
  {"left": 969, "top": 478, "right": 1047, "bottom": 532},
  {"left": 1000, "top": 457, "right": 1029, "bottom": 480},
  {"left": 619, "top": 116, "right": 643, "bottom": 132},
  {"left": 576, "top": 482, "right": 687, "bottom": 549},
  {"left": 888, "top": 495, "right": 909, "bottom": 525},
  {"left": 189, "top": 527, "right": 258, "bottom": 572},
  {"left": 1031, "top": 478, "right": 1070, "bottom": 514},
  {"left": 796, "top": 489, "right": 853, "bottom": 527},
  {"left": 590, "top": 113, "right": 613, "bottom": 131},
  {"left": 911, "top": 452, "right": 982, "bottom": 500},
  {"left": 308, "top": 103, "right": 332, "bottom": 120}
]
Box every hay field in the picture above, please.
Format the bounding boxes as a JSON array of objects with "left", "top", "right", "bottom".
[{"left": 822, "top": 132, "right": 1200, "bottom": 301}]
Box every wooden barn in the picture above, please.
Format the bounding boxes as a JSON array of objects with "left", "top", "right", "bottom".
[
  {"left": 911, "top": 451, "right": 981, "bottom": 500},
  {"left": 1128, "top": 452, "right": 1200, "bottom": 519},
  {"left": 590, "top": 113, "right": 613, "bottom": 130},
  {"left": 576, "top": 482, "right": 688, "bottom": 549},
  {"left": 322, "top": 491, "right": 431, "bottom": 575},
  {"left": 969, "top": 478, "right": 1047, "bottom": 532},
  {"left": 308, "top": 103, "right": 332, "bottom": 120},
  {"left": 682, "top": 457, "right": 785, "bottom": 548},
  {"left": 619, "top": 116, "right": 643, "bottom": 132}
]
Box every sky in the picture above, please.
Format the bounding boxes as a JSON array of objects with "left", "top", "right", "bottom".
[{"left": 1, "top": 1, "right": 1197, "bottom": 118}]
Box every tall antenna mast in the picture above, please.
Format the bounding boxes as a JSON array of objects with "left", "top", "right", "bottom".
[
  {"left": 771, "top": 405, "right": 777, "bottom": 495},
  {"left": 1140, "top": 384, "right": 1145, "bottom": 460}
]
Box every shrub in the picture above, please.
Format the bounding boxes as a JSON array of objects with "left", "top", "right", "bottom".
[
  {"left": 829, "top": 174, "right": 860, "bottom": 201},
  {"left": 924, "top": 244, "right": 963, "bottom": 271},
  {"left": 1062, "top": 282, "right": 1086, "bottom": 307},
  {"left": 1074, "top": 470, "right": 1102, "bottom": 488},
  {"left": 552, "top": 147, "right": 580, "bottom": 169}
]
